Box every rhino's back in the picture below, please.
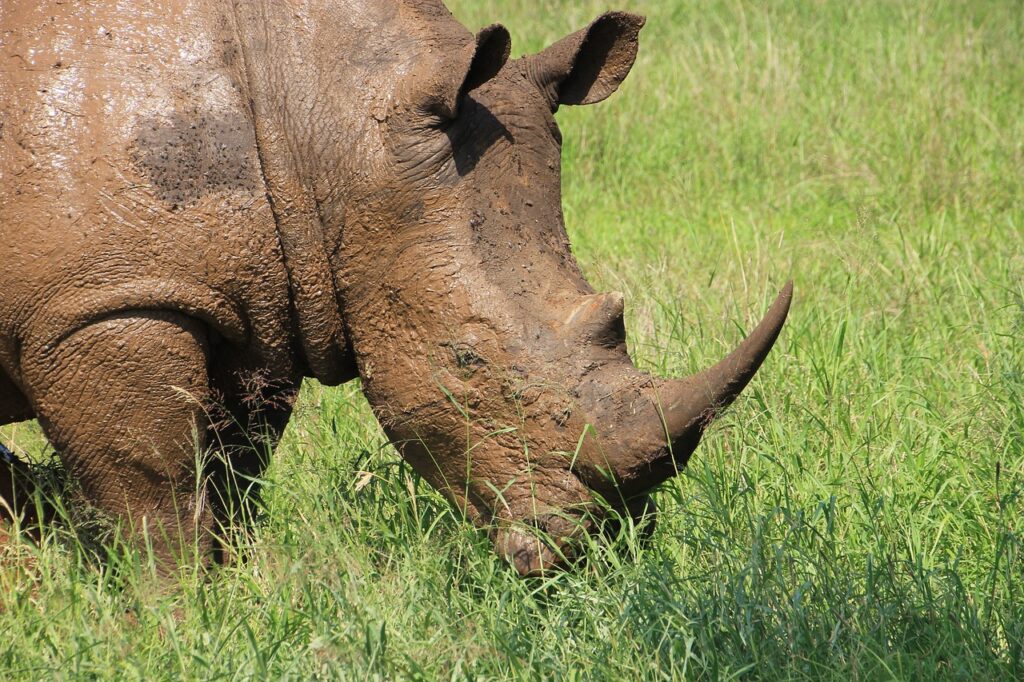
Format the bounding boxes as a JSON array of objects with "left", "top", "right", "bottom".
[{"left": 0, "top": 0, "right": 294, "bottom": 373}]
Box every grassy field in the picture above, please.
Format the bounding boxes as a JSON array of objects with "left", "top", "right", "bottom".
[{"left": 2, "top": 0, "right": 1022, "bottom": 678}]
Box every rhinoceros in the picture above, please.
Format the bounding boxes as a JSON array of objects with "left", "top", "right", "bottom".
[{"left": 0, "top": 0, "right": 791, "bottom": 576}]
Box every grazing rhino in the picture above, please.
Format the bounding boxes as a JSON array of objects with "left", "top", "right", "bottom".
[{"left": 0, "top": 0, "right": 791, "bottom": 576}]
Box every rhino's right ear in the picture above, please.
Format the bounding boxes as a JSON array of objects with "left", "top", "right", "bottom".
[
  {"left": 420, "top": 24, "right": 512, "bottom": 120},
  {"left": 526, "top": 12, "right": 645, "bottom": 109}
]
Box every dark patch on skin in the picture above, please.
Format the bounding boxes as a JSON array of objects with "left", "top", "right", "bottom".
[
  {"left": 442, "top": 341, "right": 487, "bottom": 377},
  {"left": 131, "top": 112, "right": 260, "bottom": 210},
  {"left": 449, "top": 97, "right": 512, "bottom": 177},
  {"left": 221, "top": 39, "right": 240, "bottom": 69}
]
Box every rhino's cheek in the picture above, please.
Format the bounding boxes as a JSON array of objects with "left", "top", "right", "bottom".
[{"left": 380, "top": 387, "right": 603, "bottom": 568}]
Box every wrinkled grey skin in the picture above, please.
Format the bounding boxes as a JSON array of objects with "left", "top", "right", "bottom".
[{"left": 0, "top": 0, "right": 790, "bottom": 576}]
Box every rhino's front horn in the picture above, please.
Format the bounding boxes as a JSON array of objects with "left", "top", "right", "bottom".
[{"left": 579, "top": 282, "right": 793, "bottom": 498}]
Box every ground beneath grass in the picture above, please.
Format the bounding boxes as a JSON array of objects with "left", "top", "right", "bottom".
[{"left": 2, "top": 0, "right": 1022, "bottom": 679}]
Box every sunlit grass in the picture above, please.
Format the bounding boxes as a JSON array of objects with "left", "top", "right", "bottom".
[{"left": 2, "top": 0, "right": 1022, "bottom": 678}]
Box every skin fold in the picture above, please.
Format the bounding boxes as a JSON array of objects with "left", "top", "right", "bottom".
[{"left": 0, "top": 0, "right": 790, "bottom": 577}]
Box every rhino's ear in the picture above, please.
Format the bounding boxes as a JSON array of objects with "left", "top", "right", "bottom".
[
  {"left": 424, "top": 24, "right": 512, "bottom": 120},
  {"left": 527, "top": 12, "right": 645, "bottom": 109},
  {"left": 462, "top": 25, "right": 513, "bottom": 99}
]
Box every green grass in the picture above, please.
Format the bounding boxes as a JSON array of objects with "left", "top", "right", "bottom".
[{"left": 2, "top": 0, "right": 1022, "bottom": 678}]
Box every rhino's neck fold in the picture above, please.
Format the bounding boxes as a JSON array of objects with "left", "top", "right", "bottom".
[{"left": 230, "top": 0, "right": 356, "bottom": 385}]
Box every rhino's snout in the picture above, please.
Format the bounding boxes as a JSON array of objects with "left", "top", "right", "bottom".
[
  {"left": 492, "top": 493, "right": 658, "bottom": 576},
  {"left": 495, "top": 526, "right": 564, "bottom": 578},
  {"left": 493, "top": 509, "right": 593, "bottom": 577}
]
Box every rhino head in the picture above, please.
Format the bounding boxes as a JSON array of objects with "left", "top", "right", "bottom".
[{"left": 329, "top": 9, "right": 792, "bottom": 575}]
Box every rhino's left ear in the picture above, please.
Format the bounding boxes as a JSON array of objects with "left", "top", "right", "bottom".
[
  {"left": 462, "top": 25, "right": 513, "bottom": 99},
  {"left": 527, "top": 12, "right": 645, "bottom": 109},
  {"left": 424, "top": 24, "right": 512, "bottom": 120}
]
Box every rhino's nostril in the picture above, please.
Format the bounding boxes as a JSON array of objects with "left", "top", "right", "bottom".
[{"left": 495, "top": 528, "right": 550, "bottom": 577}]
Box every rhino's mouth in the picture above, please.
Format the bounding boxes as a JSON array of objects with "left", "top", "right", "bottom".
[
  {"left": 491, "top": 491, "right": 657, "bottom": 577},
  {"left": 493, "top": 507, "right": 594, "bottom": 577}
]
